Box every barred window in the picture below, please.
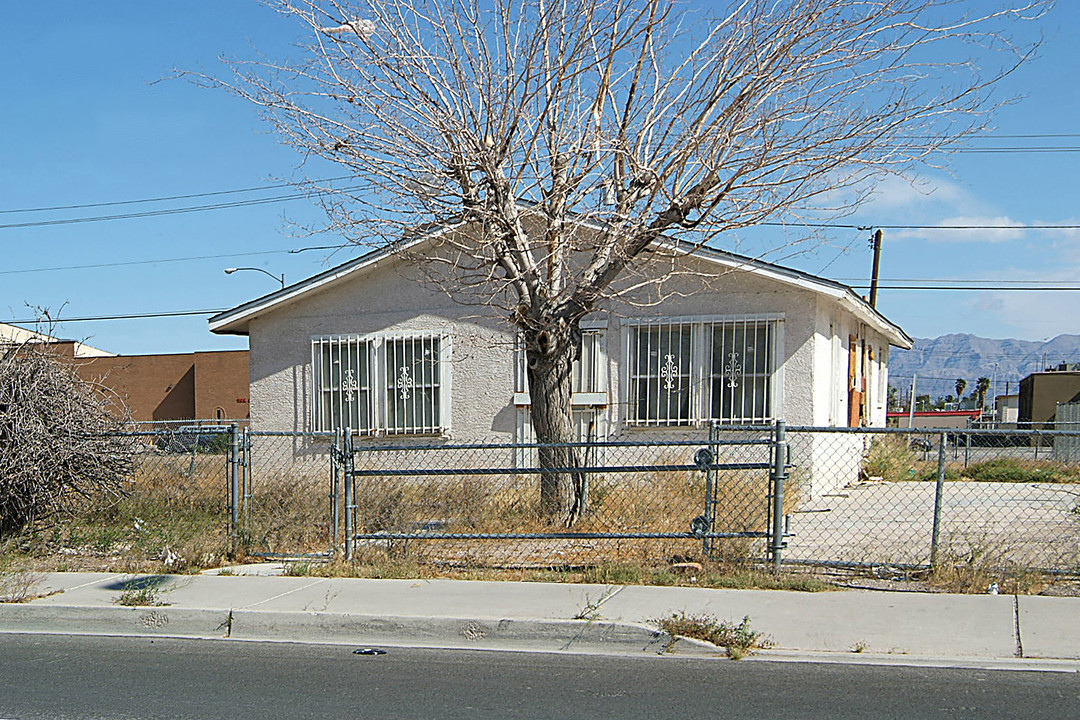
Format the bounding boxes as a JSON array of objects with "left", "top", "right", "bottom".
[
  {"left": 708, "top": 321, "right": 773, "bottom": 423},
  {"left": 312, "top": 336, "right": 373, "bottom": 433},
  {"left": 628, "top": 323, "right": 693, "bottom": 425},
  {"left": 312, "top": 333, "right": 448, "bottom": 435},
  {"left": 515, "top": 327, "right": 606, "bottom": 395},
  {"left": 626, "top": 317, "right": 781, "bottom": 426},
  {"left": 384, "top": 336, "right": 442, "bottom": 435}
]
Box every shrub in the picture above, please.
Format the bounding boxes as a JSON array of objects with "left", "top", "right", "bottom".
[{"left": 0, "top": 342, "right": 137, "bottom": 537}]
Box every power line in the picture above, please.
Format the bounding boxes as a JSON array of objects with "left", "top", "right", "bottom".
[
  {"left": 0, "top": 245, "right": 344, "bottom": 277},
  {"left": 0, "top": 176, "right": 357, "bottom": 215},
  {"left": 853, "top": 285, "right": 1080, "bottom": 291},
  {"left": 0, "top": 186, "right": 365, "bottom": 230},
  {"left": 761, "top": 221, "right": 1080, "bottom": 230},
  {"left": 5, "top": 309, "right": 226, "bottom": 324},
  {"left": 839, "top": 277, "right": 1080, "bottom": 285}
]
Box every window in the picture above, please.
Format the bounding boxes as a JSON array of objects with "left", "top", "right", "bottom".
[
  {"left": 311, "top": 333, "right": 448, "bottom": 435},
  {"left": 514, "top": 324, "right": 609, "bottom": 449},
  {"left": 629, "top": 323, "right": 693, "bottom": 424},
  {"left": 626, "top": 316, "right": 781, "bottom": 426},
  {"left": 514, "top": 325, "right": 607, "bottom": 399}
]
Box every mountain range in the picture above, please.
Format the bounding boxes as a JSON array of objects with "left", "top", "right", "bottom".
[{"left": 888, "top": 333, "right": 1080, "bottom": 401}]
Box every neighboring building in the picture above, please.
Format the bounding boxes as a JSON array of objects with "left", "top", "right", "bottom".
[
  {"left": 0, "top": 323, "right": 114, "bottom": 358},
  {"left": 995, "top": 393, "right": 1019, "bottom": 426},
  {"left": 886, "top": 409, "right": 982, "bottom": 429},
  {"left": 1018, "top": 366, "right": 1080, "bottom": 429},
  {"left": 3, "top": 333, "right": 249, "bottom": 423},
  {"left": 210, "top": 220, "right": 911, "bottom": 490}
]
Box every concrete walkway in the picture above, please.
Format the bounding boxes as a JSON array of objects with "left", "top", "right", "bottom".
[{"left": 2, "top": 568, "right": 1078, "bottom": 670}]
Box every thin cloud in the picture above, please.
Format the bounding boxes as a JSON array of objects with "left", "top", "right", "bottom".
[{"left": 892, "top": 216, "right": 1027, "bottom": 243}]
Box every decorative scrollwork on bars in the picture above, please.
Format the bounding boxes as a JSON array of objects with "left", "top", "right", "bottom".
[
  {"left": 342, "top": 368, "right": 360, "bottom": 401},
  {"left": 660, "top": 354, "right": 679, "bottom": 391},
  {"left": 724, "top": 351, "right": 742, "bottom": 388},
  {"left": 397, "top": 366, "right": 414, "bottom": 400}
]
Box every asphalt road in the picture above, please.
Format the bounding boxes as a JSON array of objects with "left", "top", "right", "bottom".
[{"left": 0, "top": 634, "right": 1077, "bottom": 720}]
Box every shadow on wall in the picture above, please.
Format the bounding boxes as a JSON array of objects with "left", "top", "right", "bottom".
[{"left": 154, "top": 366, "right": 195, "bottom": 421}]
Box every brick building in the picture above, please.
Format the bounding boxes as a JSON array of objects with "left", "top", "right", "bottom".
[{"left": 5, "top": 335, "right": 250, "bottom": 423}]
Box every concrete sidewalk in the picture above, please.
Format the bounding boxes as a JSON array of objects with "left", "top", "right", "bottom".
[{"left": 2, "top": 569, "right": 1078, "bottom": 670}]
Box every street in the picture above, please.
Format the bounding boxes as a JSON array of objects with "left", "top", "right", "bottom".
[{"left": 0, "top": 634, "right": 1076, "bottom": 719}]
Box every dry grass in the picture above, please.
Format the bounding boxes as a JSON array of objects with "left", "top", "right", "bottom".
[
  {"left": 654, "top": 612, "right": 774, "bottom": 659},
  {"left": 928, "top": 534, "right": 1050, "bottom": 595},
  {"left": 0, "top": 568, "right": 45, "bottom": 603},
  {"left": 285, "top": 550, "right": 831, "bottom": 591},
  {"left": 10, "top": 452, "right": 231, "bottom": 573}
]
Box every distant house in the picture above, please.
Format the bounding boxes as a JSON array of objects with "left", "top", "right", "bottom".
[
  {"left": 995, "top": 393, "right": 1019, "bottom": 426},
  {"left": 1019, "top": 366, "right": 1080, "bottom": 429},
  {"left": 209, "top": 220, "right": 912, "bottom": 449}
]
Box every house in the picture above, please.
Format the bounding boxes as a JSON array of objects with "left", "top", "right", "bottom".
[
  {"left": 1018, "top": 365, "right": 1080, "bottom": 430},
  {"left": 209, "top": 219, "right": 911, "bottom": 500}
]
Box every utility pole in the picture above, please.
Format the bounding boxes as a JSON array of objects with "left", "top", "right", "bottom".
[
  {"left": 908, "top": 373, "right": 917, "bottom": 428},
  {"left": 869, "top": 229, "right": 883, "bottom": 308}
]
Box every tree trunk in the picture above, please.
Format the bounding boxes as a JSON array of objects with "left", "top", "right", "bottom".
[{"left": 523, "top": 318, "right": 586, "bottom": 527}]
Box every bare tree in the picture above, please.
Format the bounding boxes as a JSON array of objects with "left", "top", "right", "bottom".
[{"left": 206, "top": 0, "right": 1046, "bottom": 525}]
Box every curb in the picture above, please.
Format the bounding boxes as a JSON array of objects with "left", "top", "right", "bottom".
[{"left": 0, "top": 604, "right": 717, "bottom": 657}]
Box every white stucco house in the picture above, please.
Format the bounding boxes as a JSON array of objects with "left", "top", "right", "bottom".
[{"left": 209, "top": 220, "right": 911, "bottom": 483}]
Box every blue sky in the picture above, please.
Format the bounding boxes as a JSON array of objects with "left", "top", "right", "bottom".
[{"left": 2, "top": 1, "right": 1078, "bottom": 356}]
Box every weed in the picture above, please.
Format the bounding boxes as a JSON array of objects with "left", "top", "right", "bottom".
[
  {"left": 851, "top": 641, "right": 867, "bottom": 653},
  {"left": 572, "top": 586, "right": 620, "bottom": 620},
  {"left": 284, "top": 561, "right": 313, "bottom": 577},
  {"left": 862, "top": 436, "right": 923, "bottom": 483},
  {"left": 0, "top": 569, "right": 46, "bottom": 603},
  {"left": 113, "top": 576, "right": 171, "bottom": 607},
  {"left": 654, "top": 612, "right": 773, "bottom": 659},
  {"left": 929, "top": 535, "right": 1049, "bottom": 595}
]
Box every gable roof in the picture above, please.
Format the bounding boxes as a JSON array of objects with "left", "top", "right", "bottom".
[{"left": 209, "top": 219, "right": 912, "bottom": 348}]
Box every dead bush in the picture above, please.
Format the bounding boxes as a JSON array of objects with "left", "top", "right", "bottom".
[{"left": 0, "top": 341, "right": 137, "bottom": 537}]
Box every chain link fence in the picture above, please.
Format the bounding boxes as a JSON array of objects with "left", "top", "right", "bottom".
[
  {"left": 786, "top": 426, "right": 1080, "bottom": 573},
  {"left": 103, "top": 421, "right": 1080, "bottom": 575},
  {"left": 335, "top": 428, "right": 781, "bottom": 567}
]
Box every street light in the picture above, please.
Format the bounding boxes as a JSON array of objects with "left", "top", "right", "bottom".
[{"left": 224, "top": 267, "right": 285, "bottom": 289}]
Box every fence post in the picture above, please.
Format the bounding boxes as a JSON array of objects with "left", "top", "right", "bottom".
[
  {"left": 770, "top": 420, "right": 788, "bottom": 570},
  {"left": 930, "top": 431, "right": 947, "bottom": 568},
  {"left": 228, "top": 423, "right": 239, "bottom": 545},
  {"left": 343, "top": 428, "right": 354, "bottom": 561},
  {"left": 703, "top": 422, "right": 716, "bottom": 558},
  {"left": 330, "top": 428, "right": 340, "bottom": 558},
  {"left": 241, "top": 426, "right": 250, "bottom": 529}
]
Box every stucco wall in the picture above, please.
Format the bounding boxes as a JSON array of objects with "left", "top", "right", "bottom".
[
  {"left": 245, "top": 250, "right": 842, "bottom": 443},
  {"left": 247, "top": 256, "right": 518, "bottom": 443}
]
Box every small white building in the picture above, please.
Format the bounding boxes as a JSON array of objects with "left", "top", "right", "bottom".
[{"left": 210, "top": 220, "right": 910, "bottom": 500}]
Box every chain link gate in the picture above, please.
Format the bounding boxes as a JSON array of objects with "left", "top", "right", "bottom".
[
  {"left": 229, "top": 428, "right": 338, "bottom": 559},
  {"left": 337, "top": 424, "right": 787, "bottom": 568}
]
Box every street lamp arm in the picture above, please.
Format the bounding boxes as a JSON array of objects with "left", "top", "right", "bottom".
[{"left": 224, "top": 267, "right": 285, "bottom": 289}]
